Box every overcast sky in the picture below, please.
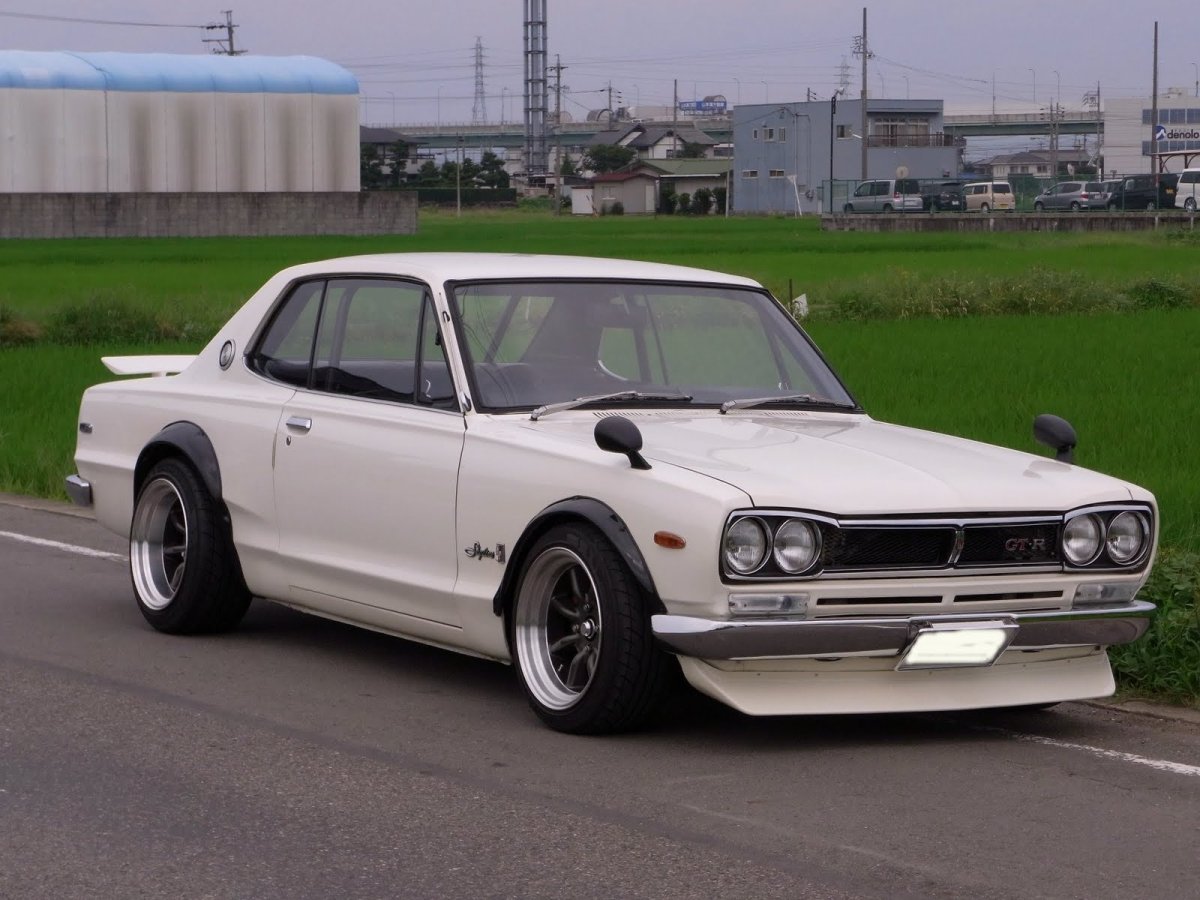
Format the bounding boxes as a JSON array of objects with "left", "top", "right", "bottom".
[{"left": 2, "top": 0, "right": 1193, "bottom": 145}]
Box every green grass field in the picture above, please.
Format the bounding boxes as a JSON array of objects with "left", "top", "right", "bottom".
[{"left": 1, "top": 211, "right": 1197, "bottom": 704}]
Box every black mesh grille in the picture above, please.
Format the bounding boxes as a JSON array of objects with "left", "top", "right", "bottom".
[
  {"left": 820, "top": 526, "right": 956, "bottom": 570},
  {"left": 959, "top": 523, "right": 1060, "bottom": 566}
]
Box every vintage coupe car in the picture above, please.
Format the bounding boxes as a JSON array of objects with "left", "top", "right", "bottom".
[{"left": 68, "top": 253, "right": 1158, "bottom": 734}]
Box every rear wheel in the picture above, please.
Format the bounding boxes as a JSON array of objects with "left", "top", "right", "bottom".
[
  {"left": 1069, "top": 201, "right": 1081, "bottom": 211},
  {"left": 881, "top": 203, "right": 894, "bottom": 213},
  {"left": 1034, "top": 201, "right": 1045, "bottom": 211},
  {"left": 511, "top": 523, "right": 669, "bottom": 734},
  {"left": 981, "top": 202, "right": 991, "bottom": 214},
  {"left": 130, "top": 458, "right": 250, "bottom": 634},
  {"left": 1146, "top": 200, "right": 1157, "bottom": 211},
  {"left": 1186, "top": 197, "right": 1197, "bottom": 212}
]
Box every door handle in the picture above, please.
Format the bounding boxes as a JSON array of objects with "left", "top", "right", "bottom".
[{"left": 285, "top": 416, "right": 313, "bottom": 433}]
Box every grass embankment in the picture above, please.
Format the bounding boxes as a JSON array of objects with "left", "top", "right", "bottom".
[{"left": 1, "top": 213, "right": 1197, "bottom": 704}]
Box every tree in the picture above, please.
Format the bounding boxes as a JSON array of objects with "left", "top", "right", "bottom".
[
  {"left": 677, "top": 141, "right": 707, "bottom": 159},
  {"left": 693, "top": 188, "right": 714, "bottom": 215},
  {"left": 659, "top": 186, "right": 678, "bottom": 215},
  {"left": 360, "top": 144, "right": 385, "bottom": 190},
  {"left": 416, "top": 160, "right": 440, "bottom": 185},
  {"left": 583, "top": 144, "right": 636, "bottom": 174},
  {"left": 713, "top": 185, "right": 728, "bottom": 215},
  {"left": 478, "top": 151, "right": 511, "bottom": 189},
  {"left": 559, "top": 154, "right": 578, "bottom": 177}
]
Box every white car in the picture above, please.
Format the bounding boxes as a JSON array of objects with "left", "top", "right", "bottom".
[{"left": 67, "top": 253, "right": 1157, "bottom": 734}]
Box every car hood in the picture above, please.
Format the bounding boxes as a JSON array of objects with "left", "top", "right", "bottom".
[{"left": 517, "top": 411, "right": 1137, "bottom": 515}]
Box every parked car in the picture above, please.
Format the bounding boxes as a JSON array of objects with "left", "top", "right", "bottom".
[
  {"left": 1175, "top": 168, "right": 1200, "bottom": 212},
  {"left": 67, "top": 253, "right": 1158, "bottom": 734},
  {"left": 963, "top": 181, "right": 1016, "bottom": 212},
  {"left": 842, "top": 177, "right": 924, "bottom": 213},
  {"left": 921, "top": 180, "right": 965, "bottom": 212},
  {"left": 1033, "top": 181, "right": 1104, "bottom": 211},
  {"left": 1096, "top": 179, "right": 1122, "bottom": 208},
  {"left": 1105, "top": 173, "right": 1178, "bottom": 210}
]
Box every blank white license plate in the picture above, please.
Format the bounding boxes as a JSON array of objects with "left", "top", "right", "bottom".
[{"left": 896, "top": 621, "right": 1018, "bottom": 671}]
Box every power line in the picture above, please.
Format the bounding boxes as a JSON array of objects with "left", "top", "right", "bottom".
[{"left": 0, "top": 9, "right": 203, "bottom": 28}]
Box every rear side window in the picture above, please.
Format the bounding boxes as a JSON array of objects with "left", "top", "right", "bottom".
[
  {"left": 249, "top": 280, "right": 326, "bottom": 388},
  {"left": 1181, "top": 171, "right": 1200, "bottom": 184},
  {"left": 896, "top": 179, "right": 920, "bottom": 194},
  {"left": 994, "top": 183, "right": 1012, "bottom": 194}
]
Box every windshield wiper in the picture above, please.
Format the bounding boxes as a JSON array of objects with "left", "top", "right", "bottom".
[
  {"left": 719, "top": 393, "right": 857, "bottom": 414},
  {"left": 530, "top": 390, "right": 693, "bottom": 421}
]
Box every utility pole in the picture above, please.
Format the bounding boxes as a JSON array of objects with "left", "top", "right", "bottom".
[
  {"left": 203, "top": 10, "right": 244, "bottom": 56},
  {"left": 853, "top": 8, "right": 871, "bottom": 181},
  {"left": 552, "top": 55, "right": 567, "bottom": 215},
  {"left": 1151, "top": 22, "right": 1160, "bottom": 185}
]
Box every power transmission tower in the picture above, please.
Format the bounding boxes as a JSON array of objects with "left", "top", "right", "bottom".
[
  {"left": 203, "top": 10, "right": 245, "bottom": 56},
  {"left": 523, "top": 0, "right": 549, "bottom": 178},
  {"left": 472, "top": 37, "right": 488, "bottom": 125},
  {"left": 838, "top": 57, "right": 851, "bottom": 93},
  {"left": 551, "top": 55, "right": 567, "bottom": 214}
]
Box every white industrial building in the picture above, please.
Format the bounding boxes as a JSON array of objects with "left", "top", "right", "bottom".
[
  {"left": 1103, "top": 92, "right": 1200, "bottom": 177},
  {"left": 0, "top": 51, "right": 359, "bottom": 192}
]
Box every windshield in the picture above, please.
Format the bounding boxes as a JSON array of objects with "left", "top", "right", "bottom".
[{"left": 451, "top": 280, "right": 857, "bottom": 413}]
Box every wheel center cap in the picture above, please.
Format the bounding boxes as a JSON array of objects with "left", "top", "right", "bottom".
[{"left": 580, "top": 619, "right": 596, "bottom": 640}]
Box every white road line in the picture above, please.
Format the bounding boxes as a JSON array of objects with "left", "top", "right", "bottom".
[
  {"left": 0, "top": 530, "right": 125, "bottom": 563},
  {"left": 984, "top": 726, "right": 1200, "bottom": 778}
]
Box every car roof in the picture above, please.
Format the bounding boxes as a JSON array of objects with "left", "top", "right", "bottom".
[{"left": 271, "top": 252, "right": 764, "bottom": 288}]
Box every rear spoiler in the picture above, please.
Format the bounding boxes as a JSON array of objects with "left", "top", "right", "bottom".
[{"left": 101, "top": 355, "right": 196, "bottom": 377}]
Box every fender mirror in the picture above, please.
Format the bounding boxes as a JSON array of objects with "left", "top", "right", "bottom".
[
  {"left": 1033, "top": 413, "right": 1077, "bottom": 464},
  {"left": 594, "top": 416, "right": 651, "bottom": 470}
]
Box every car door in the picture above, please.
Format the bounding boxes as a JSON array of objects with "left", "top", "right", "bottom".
[{"left": 271, "top": 277, "right": 466, "bottom": 627}]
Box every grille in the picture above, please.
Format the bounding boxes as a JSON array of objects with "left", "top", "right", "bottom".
[
  {"left": 958, "top": 523, "right": 1060, "bottom": 567},
  {"left": 820, "top": 525, "right": 956, "bottom": 571}
]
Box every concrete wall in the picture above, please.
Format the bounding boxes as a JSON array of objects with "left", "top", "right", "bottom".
[{"left": 0, "top": 192, "right": 417, "bottom": 238}]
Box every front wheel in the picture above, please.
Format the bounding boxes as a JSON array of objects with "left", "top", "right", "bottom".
[
  {"left": 130, "top": 458, "right": 251, "bottom": 634},
  {"left": 511, "top": 523, "right": 669, "bottom": 734}
]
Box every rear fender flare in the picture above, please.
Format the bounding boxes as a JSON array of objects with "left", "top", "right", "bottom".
[{"left": 134, "top": 421, "right": 222, "bottom": 502}]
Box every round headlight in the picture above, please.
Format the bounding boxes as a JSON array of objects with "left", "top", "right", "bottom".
[
  {"left": 724, "top": 518, "right": 769, "bottom": 574},
  {"left": 773, "top": 519, "right": 821, "bottom": 574},
  {"left": 1105, "top": 511, "right": 1147, "bottom": 565},
  {"left": 1063, "top": 514, "right": 1103, "bottom": 566}
]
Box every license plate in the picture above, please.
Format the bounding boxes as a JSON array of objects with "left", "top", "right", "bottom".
[{"left": 896, "top": 620, "right": 1018, "bottom": 670}]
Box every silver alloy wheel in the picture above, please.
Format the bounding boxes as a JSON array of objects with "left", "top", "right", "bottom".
[
  {"left": 130, "top": 477, "right": 189, "bottom": 611},
  {"left": 514, "top": 546, "right": 602, "bottom": 711},
  {"left": 1186, "top": 198, "right": 1196, "bottom": 212}
]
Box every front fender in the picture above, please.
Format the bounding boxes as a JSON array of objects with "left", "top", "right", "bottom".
[{"left": 492, "top": 496, "right": 657, "bottom": 616}]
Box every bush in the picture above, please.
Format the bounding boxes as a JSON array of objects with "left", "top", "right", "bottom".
[
  {"left": 1110, "top": 547, "right": 1200, "bottom": 705},
  {"left": 1124, "top": 277, "right": 1193, "bottom": 310},
  {"left": 659, "top": 188, "right": 678, "bottom": 215},
  {"left": 610, "top": 201, "right": 624, "bottom": 216},
  {"left": 677, "top": 192, "right": 692, "bottom": 215},
  {"left": 46, "top": 295, "right": 180, "bottom": 345},
  {"left": 0, "top": 306, "right": 41, "bottom": 347},
  {"left": 714, "top": 186, "right": 728, "bottom": 215},
  {"left": 693, "top": 188, "right": 714, "bottom": 216}
]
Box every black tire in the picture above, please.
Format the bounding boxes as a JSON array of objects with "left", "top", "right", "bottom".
[
  {"left": 129, "top": 457, "right": 251, "bottom": 634},
  {"left": 1069, "top": 201, "right": 1080, "bottom": 211},
  {"left": 1186, "top": 198, "right": 1197, "bottom": 212},
  {"left": 1146, "top": 200, "right": 1157, "bottom": 211},
  {"left": 842, "top": 203, "right": 854, "bottom": 214},
  {"left": 1107, "top": 202, "right": 1117, "bottom": 211},
  {"left": 510, "top": 523, "right": 669, "bottom": 734},
  {"left": 1034, "top": 201, "right": 1044, "bottom": 212},
  {"left": 882, "top": 203, "right": 893, "bottom": 213},
  {"left": 981, "top": 202, "right": 991, "bottom": 214}
]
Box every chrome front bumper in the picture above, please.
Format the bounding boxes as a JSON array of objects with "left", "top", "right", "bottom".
[
  {"left": 65, "top": 474, "right": 93, "bottom": 508},
  {"left": 651, "top": 601, "right": 1155, "bottom": 661}
]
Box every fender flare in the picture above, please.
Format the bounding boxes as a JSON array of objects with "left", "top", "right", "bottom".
[
  {"left": 134, "top": 421, "right": 222, "bottom": 501},
  {"left": 492, "top": 496, "right": 658, "bottom": 617}
]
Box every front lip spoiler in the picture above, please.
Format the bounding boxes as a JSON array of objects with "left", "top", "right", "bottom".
[
  {"left": 65, "top": 474, "right": 92, "bottom": 508},
  {"left": 651, "top": 601, "right": 1156, "bottom": 661}
]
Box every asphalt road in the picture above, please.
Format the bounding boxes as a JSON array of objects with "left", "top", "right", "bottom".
[{"left": 2, "top": 498, "right": 1199, "bottom": 900}]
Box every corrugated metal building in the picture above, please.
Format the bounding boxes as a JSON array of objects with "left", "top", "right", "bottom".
[{"left": 0, "top": 51, "right": 359, "bottom": 192}]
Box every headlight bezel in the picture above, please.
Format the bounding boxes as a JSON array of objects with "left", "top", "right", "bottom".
[{"left": 1061, "top": 505, "right": 1153, "bottom": 571}]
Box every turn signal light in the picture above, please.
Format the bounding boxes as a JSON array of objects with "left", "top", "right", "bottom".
[{"left": 654, "top": 531, "right": 687, "bottom": 549}]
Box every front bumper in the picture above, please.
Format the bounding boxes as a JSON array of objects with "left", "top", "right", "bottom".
[
  {"left": 65, "top": 474, "right": 93, "bottom": 508},
  {"left": 652, "top": 600, "right": 1155, "bottom": 661}
]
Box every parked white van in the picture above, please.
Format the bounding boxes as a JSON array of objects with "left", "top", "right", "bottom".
[
  {"left": 964, "top": 181, "right": 1016, "bottom": 213},
  {"left": 1177, "top": 168, "right": 1200, "bottom": 212}
]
